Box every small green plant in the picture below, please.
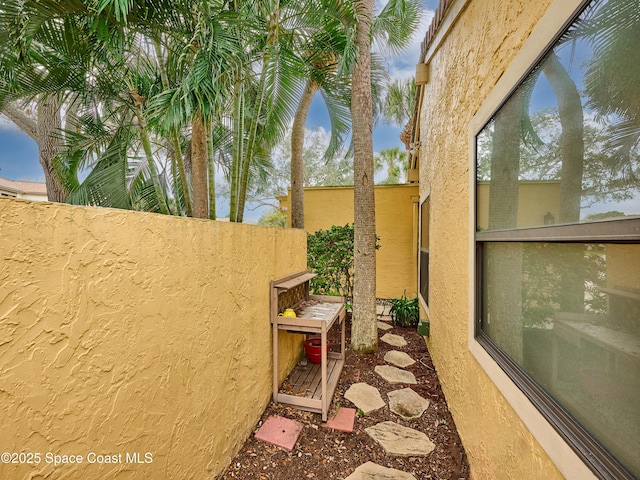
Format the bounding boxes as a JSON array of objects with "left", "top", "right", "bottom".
[{"left": 389, "top": 293, "right": 419, "bottom": 327}]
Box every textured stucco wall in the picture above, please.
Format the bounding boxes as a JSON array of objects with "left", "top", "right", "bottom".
[
  {"left": 419, "top": 1, "right": 567, "bottom": 479},
  {"left": 0, "top": 199, "right": 306, "bottom": 479},
  {"left": 280, "top": 184, "right": 419, "bottom": 299}
]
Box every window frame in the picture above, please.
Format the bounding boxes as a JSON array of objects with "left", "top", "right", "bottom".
[
  {"left": 418, "top": 192, "right": 430, "bottom": 311},
  {"left": 468, "top": 0, "right": 639, "bottom": 478}
]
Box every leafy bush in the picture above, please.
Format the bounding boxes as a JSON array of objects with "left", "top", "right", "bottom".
[
  {"left": 307, "top": 224, "right": 355, "bottom": 298},
  {"left": 307, "top": 224, "right": 381, "bottom": 300},
  {"left": 389, "top": 294, "right": 419, "bottom": 327}
]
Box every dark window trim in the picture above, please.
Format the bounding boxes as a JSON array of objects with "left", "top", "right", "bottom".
[
  {"left": 474, "top": 241, "right": 637, "bottom": 480},
  {"left": 419, "top": 248, "right": 429, "bottom": 306},
  {"left": 476, "top": 217, "right": 640, "bottom": 243}
]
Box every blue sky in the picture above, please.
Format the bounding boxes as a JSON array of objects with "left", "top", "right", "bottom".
[{"left": 0, "top": 0, "right": 437, "bottom": 195}]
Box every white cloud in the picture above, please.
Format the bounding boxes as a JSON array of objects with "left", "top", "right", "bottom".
[{"left": 374, "top": 7, "right": 435, "bottom": 83}]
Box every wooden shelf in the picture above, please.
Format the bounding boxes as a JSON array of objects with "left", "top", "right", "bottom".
[
  {"left": 276, "top": 356, "right": 344, "bottom": 415},
  {"left": 273, "top": 272, "right": 317, "bottom": 291},
  {"left": 271, "top": 272, "right": 345, "bottom": 421}
]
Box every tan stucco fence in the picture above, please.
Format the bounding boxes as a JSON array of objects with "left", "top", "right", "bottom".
[
  {"left": 0, "top": 199, "right": 306, "bottom": 479},
  {"left": 279, "top": 184, "right": 419, "bottom": 299}
]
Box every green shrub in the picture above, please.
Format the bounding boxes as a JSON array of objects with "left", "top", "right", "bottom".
[
  {"left": 307, "top": 224, "right": 355, "bottom": 298},
  {"left": 307, "top": 224, "right": 380, "bottom": 300},
  {"left": 389, "top": 294, "right": 419, "bottom": 327}
]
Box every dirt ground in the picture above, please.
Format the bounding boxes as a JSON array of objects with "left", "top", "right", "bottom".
[{"left": 221, "top": 315, "right": 470, "bottom": 480}]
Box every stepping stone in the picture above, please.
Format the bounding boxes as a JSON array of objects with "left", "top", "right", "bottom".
[
  {"left": 254, "top": 416, "right": 303, "bottom": 451},
  {"left": 388, "top": 388, "right": 430, "bottom": 419},
  {"left": 365, "top": 421, "right": 436, "bottom": 457},
  {"left": 374, "top": 365, "right": 417, "bottom": 385},
  {"left": 376, "top": 304, "right": 388, "bottom": 316},
  {"left": 344, "top": 383, "right": 386, "bottom": 414},
  {"left": 384, "top": 350, "right": 415, "bottom": 368},
  {"left": 326, "top": 407, "right": 356, "bottom": 432},
  {"left": 345, "top": 461, "right": 417, "bottom": 480},
  {"left": 380, "top": 333, "right": 407, "bottom": 347},
  {"left": 377, "top": 321, "right": 392, "bottom": 331}
]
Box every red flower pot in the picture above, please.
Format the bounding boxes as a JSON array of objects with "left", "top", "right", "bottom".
[{"left": 304, "top": 337, "right": 330, "bottom": 364}]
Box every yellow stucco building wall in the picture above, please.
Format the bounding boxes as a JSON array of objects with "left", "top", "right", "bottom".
[
  {"left": 416, "top": 1, "right": 590, "bottom": 479},
  {"left": 0, "top": 199, "right": 306, "bottom": 479},
  {"left": 279, "top": 184, "right": 419, "bottom": 299}
]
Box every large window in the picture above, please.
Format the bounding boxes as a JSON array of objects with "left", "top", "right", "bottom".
[{"left": 475, "top": 1, "right": 640, "bottom": 478}]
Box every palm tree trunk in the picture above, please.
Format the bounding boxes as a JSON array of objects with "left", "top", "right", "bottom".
[
  {"left": 137, "top": 112, "right": 170, "bottom": 215},
  {"left": 172, "top": 131, "right": 193, "bottom": 216},
  {"left": 36, "top": 96, "right": 69, "bottom": 202},
  {"left": 207, "top": 119, "right": 216, "bottom": 220},
  {"left": 236, "top": 60, "right": 270, "bottom": 223},
  {"left": 351, "top": 0, "right": 378, "bottom": 354},
  {"left": 542, "top": 53, "right": 584, "bottom": 224},
  {"left": 229, "top": 81, "right": 244, "bottom": 222},
  {"left": 542, "top": 53, "right": 585, "bottom": 313},
  {"left": 486, "top": 89, "right": 523, "bottom": 363},
  {"left": 290, "top": 79, "right": 318, "bottom": 229},
  {"left": 153, "top": 38, "right": 193, "bottom": 217},
  {"left": 191, "top": 112, "right": 209, "bottom": 219}
]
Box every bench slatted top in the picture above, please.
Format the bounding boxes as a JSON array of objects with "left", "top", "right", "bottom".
[
  {"left": 297, "top": 302, "right": 343, "bottom": 322},
  {"left": 273, "top": 272, "right": 316, "bottom": 291}
]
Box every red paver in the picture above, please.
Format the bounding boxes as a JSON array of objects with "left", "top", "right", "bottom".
[
  {"left": 254, "top": 416, "right": 303, "bottom": 451},
  {"left": 326, "top": 407, "right": 356, "bottom": 432}
]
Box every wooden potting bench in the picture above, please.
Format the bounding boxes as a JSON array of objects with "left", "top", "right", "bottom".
[{"left": 270, "top": 271, "right": 345, "bottom": 421}]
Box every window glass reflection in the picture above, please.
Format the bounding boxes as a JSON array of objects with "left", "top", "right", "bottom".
[
  {"left": 477, "top": 0, "right": 640, "bottom": 231},
  {"left": 481, "top": 242, "right": 640, "bottom": 477}
]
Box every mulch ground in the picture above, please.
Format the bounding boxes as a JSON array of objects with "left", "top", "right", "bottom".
[{"left": 221, "top": 315, "right": 470, "bottom": 479}]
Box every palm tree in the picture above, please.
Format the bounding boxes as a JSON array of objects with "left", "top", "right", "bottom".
[
  {"left": 0, "top": 0, "right": 182, "bottom": 212},
  {"left": 375, "top": 147, "right": 407, "bottom": 184},
  {"left": 227, "top": 0, "right": 342, "bottom": 223},
  {"left": 383, "top": 77, "right": 416, "bottom": 151},
  {"left": 288, "top": 0, "right": 421, "bottom": 229},
  {"left": 349, "top": 0, "right": 421, "bottom": 353},
  {"left": 350, "top": 0, "right": 378, "bottom": 354}
]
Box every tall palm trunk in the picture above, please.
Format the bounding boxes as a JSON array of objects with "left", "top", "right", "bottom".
[
  {"left": 542, "top": 53, "right": 585, "bottom": 313},
  {"left": 229, "top": 79, "right": 245, "bottom": 222},
  {"left": 542, "top": 53, "right": 584, "bottom": 224},
  {"left": 487, "top": 90, "right": 523, "bottom": 363},
  {"left": 36, "top": 96, "right": 69, "bottom": 202},
  {"left": 154, "top": 39, "right": 193, "bottom": 217},
  {"left": 290, "top": 79, "right": 318, "bottom": 229},
  {"left": 351, "top": 0, "right": 377, "bottom": 354},
  {"left": 191, "top": 112, "right": 209, "bottom": 219},
  {"left": 207, "top": 119, "right": 216, "bottom": 220},
  {"left": 136, "top": 109, "right": 170, "bottom": 215}
]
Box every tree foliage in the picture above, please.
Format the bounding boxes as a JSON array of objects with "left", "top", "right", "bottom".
[{"left": 307, "top": 224, "right": 356, "bottom": 299}]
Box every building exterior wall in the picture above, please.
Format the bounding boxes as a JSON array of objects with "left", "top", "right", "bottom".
[
  {"left": 417, "top": 1, "right": 585, "bottom": 479},
  {"left": 280, "top": 184, "right": 419, "bottom": 299},
  {"left": 0, "top": 199, "right": 306, "bottom": 479},
  {"left": 0, "top": 177, "right": 48, "bottom": 201}
]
